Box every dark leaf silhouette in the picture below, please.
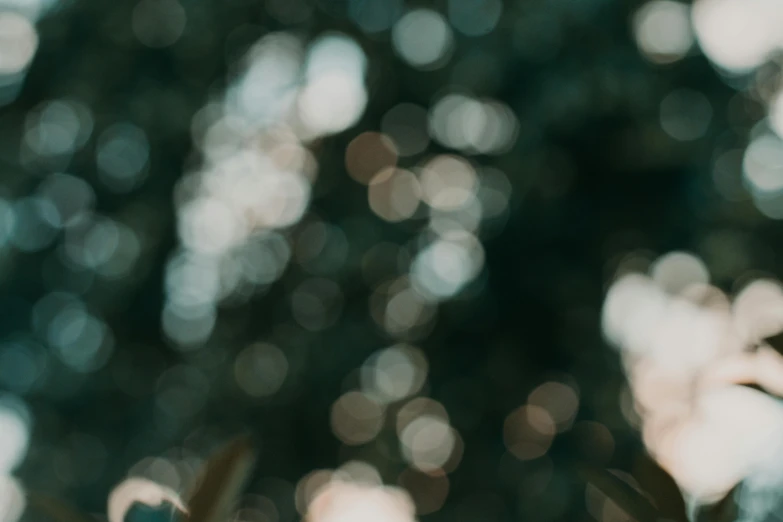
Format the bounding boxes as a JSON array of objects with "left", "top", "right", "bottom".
[
  {"left": 185, "top": 435, "right": 258, "bottom": 522},
  {"left": 577, "top": 463, "right": 664, "bottom": 522},
  {"left": 689, "top": 489, "right": 738, "bottom": 522}
]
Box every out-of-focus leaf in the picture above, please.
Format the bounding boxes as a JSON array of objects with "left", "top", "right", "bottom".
[
  {"left": 185, "top": 435, "right": 257, "bottom": 522},
  {"left": 763, "top": 331, "right": 783, "bottom": 355},
  {"left": 577, "top": 463, "right": 663, "bottom": 522}
]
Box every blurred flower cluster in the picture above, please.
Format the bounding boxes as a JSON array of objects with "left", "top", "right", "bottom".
[
  {"left": 300, "top": 463, "right": 416, "bottom": 522},
  {"left": 604, "top": 252, "right": 783, "bottom": 519}
]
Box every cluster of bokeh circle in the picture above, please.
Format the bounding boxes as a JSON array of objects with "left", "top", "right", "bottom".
[{"left": 0, "top": 0, "right": 603, "bottom": 520}]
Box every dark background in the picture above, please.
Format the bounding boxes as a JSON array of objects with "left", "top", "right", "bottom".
[{"left": 0, "top": 0, "right": 769, "bottom": 520}]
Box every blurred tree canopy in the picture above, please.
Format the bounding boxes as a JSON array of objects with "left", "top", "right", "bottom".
[{"left": 0, "top": 0, "right": 772, "bottom": 520}]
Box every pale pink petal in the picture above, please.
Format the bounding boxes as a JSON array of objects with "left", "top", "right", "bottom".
[{"left": 108, "top": 478, "right": 188, "bottom": 522}]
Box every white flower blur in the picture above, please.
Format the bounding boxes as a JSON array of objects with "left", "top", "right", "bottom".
[
  {"left": 305, "top": 480, "right": 417, "bottom": 522},
  {"left": 108, "top": 478, "right": 188, "bottom": 522},
  {"left": 602, "top": 252, "right": 783, "bottom": 511}
]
